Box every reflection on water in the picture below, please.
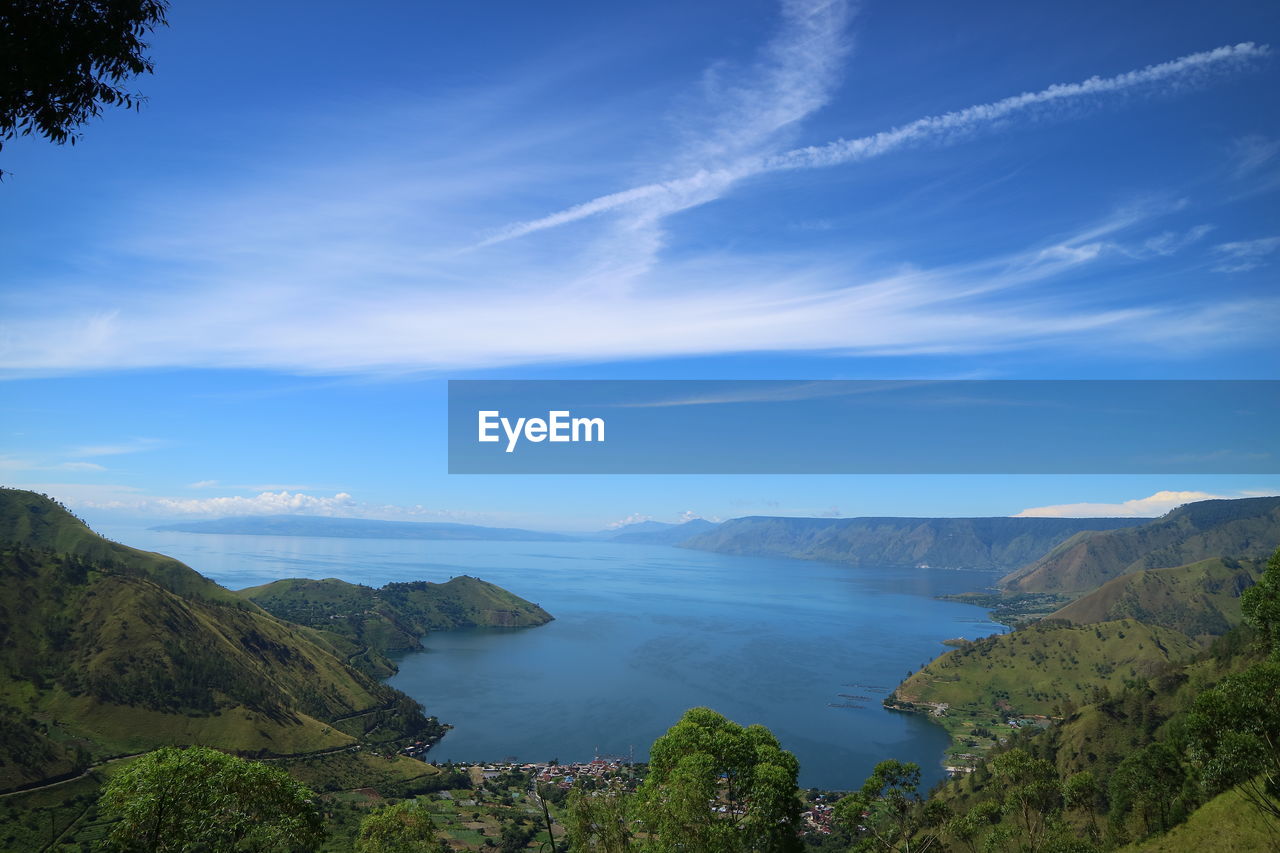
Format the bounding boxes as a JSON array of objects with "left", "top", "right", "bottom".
[{"left": 102, "top": 526, "right": 1006, "bottom": 790}]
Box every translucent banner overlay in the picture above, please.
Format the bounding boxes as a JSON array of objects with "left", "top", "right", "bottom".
[{"left": 447, "top": 380, "right": 1279, "bottom": 474}]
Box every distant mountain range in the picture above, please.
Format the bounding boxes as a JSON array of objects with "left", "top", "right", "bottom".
[
  {"left": 153, "top": 514, "right": 574, "bottom": 542},
  {"left": 154, "top": 514, "right": 721, "bottom": 546},
  {"left": 679, "top": 515, "right": 1148, "bottom": 571},
  {"left": 1001, "top": 496, "right": 1280, "bottom": 594},
  {"left": 602, "top": 518, "right": 719, "bottom": 544}
]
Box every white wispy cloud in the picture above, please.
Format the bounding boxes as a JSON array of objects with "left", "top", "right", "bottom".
[
  {"left": 607, "top": 512, "right": 655, "bottom": 529},
  {"left": 479, "top": 0, "right": 854, "bottom": 252},
  {"left": 483, "top": 43, "right": 1268, "bottom": 246},
  {"left": 1013, "top": 489, "right": 1257, "bottom": 518},
  {"left": 69, "top": 438, "right": 167, "bottom": 458},
  {"left": 1212, "top": 236, "right": 1280, "bottom": 272},
  {"left": 0, "top": 455, "right": 108, "bottom": 473},
  {"left": 54, "top": 461, "right": 107, "bottom": 472},
  {"left": 0, "top": 11, "right": 1271, "bottom": 378},
  {"left": 607, "top": 510, "right": 717, "bottom": 529},
  {"left": 1230, "top": 134, "right": 1280, "bottom": 177},
  {"left": 74, "top": 488, "right": 496, "bottom": 522},
  {"left": 1137, "top": 224, "right": 1215, "bottom": 257}
]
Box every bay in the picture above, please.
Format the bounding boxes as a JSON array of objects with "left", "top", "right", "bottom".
[{"left": 102, "top": 526, "right": 1007, "bottom": 790}]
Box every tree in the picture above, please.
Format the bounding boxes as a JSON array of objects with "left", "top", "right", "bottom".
[
  {"left": 1185, "top": 659, "right": 1280, "bottom": 828},
  {"left": 1185, "top": 547, "right": 1280, "bottom": 830},
  {"left": 989, "top": 749, "right": 1059, "bottom": 852},
  {"left": 1242, "top": 546, "right": 1280, "bottom": 655},
  {"left": 833, "top": 760, "right": 948, "bottom": 853},
  {"left": 356, "top": 800, "right": 450, "bottom": 853},
  {"left": 98, "top": 746, "right": 324, "bottom": 852},
  {"left": 566, "top": 782, "right": 632, "bottom": 853},
  {"left": 944, "top": 800, "right": 1002, "bottom": 853},
  {"left": 1060, "top": 771, "right": 1098, "bottom": 842},
  {"left": 1106, "top": 743, "right": 1187, "bottom": 842},
  {"left": 0, "top": 0, "right": 168, "bottom": 175},
  {"left": 633, "top": 707, "right": 803, "bottom": 853}
]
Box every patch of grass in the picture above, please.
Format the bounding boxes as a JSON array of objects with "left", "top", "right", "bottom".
[{"left": 1121, "top": 785, "right": 1275, "bottom": 852}]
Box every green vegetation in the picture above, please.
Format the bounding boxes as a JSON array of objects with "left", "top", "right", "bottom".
[
  {"left": 832, "top": 759, "right": 949, "bottom": 852},
  {"left": 0, "top": 490, "right": 442, "bottom": 793},
  {"left": 5, "top": 491, "right": 1278, "bottom": 851},
  {"left": 1049, "top": 557, "right": 1261, "bottom": 639},
  {"left": 1182, "top": 548, "right": 1280, "bottom": 827},
  {"left": 239, "top": 576, "right": 553, "bottom": 676},
  {"left": 355, "top": 800, "right": 450, "bottom": 853},
  {"left": 0, "top": 487, "right": 248, "bottom": 606},
  {"left": 631, "top": 707, "right": 803, "bottom": 852},
  {"left": 1002, "top": 496, "right": 1280, "bottom": 594},
  {"left": 98, "top": 746, "right": 323, "bottom": 852},
  {"left": 0, "top": 0, "right": 168, "bottom": 178},
  {"left": 893, "top": 619, "right": 1199, "bottom": 721},
  {"left": 938, "top": 592, "right": 1076, "bottom": 627},
  {"left": 1121, "top": 786, "right": 1274, "bottom": 852},
  {"left": 894, "top": 546, "right": 1280, "bottom": 852}
]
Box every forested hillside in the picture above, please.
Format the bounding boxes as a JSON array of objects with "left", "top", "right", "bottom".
[
  {"left": 239, "top": 576, "right": 553, "bottom": 676},
  {"left": 0, "top": 490, "right": 434, "bottom": 792}
]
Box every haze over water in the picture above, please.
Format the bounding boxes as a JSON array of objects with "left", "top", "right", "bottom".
[{"left": 106, "top": 527, "right": 1006, "bottom": 790}]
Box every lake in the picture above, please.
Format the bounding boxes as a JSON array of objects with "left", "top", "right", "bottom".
[{"left": 102, "top": 526, "right": 1006, "bottom": 790}]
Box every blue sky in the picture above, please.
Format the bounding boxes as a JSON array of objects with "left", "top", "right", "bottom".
[{"left": 2, "top": 0, "right": 1278, "bottom": 530}]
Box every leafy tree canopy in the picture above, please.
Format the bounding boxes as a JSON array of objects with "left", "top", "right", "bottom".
[
  {"left": 634, "top": 706, "right": 803, "bottom": 853},
  {"left": 355, "top": 799, "right": 450, "bottom": 853},
  {"left": 1242, "top": 545, "right": 1280, "bottom": 655},
  {"left": 1176, "top": 547, "right": 1280, "bottom": 831},
  {"left": 1, "top": 0, "right": 167, "bottom": 174},
  {"left": 98, "top": 745, "right": 324, "bottom": 852},
  {"left": 834, "top": 759, "right": 949, "bottom": 853}
]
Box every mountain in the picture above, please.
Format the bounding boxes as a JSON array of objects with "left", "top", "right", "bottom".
[
  {"left": 152, "top": 514, "right": 574, "bottom": 542},
  {"left": 238, "top": 576, "right": 553, "bottom": 676},
  {"left": 1, "top": 489, "right": 247, "bottom": 606},
  {"left": 680, "top": 515, "right": 1147, "bottom": 570},
  {"left": 1001, "top": 496, "right": 1280, "bottom": 594},
  {"left": 1048, "top": 556, "right": 1262, "bottom": 640},
  {"left": 926, "top": 618, "right": 1274, "bottom": 850},
  {"left": 604, "top": 518, "right": 719, "bottom": 544},
  {"left": 0, "top": 490, "right": 429, "bottom": 791},
  {"left": 891, "top": 618, "right": 1201, "bottom": 721}
]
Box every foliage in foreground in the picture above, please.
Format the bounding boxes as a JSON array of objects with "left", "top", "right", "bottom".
[{"left": 98, "top": 746, "right": 323, "bottom": 852}]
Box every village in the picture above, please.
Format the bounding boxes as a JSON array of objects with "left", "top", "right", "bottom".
[{"left": 396, "top": 749, "right": 846, "bottom": 838}]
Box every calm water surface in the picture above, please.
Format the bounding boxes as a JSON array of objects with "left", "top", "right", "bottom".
[{"left": 105, "top": 527, "right": 1006, "bottom": 790}]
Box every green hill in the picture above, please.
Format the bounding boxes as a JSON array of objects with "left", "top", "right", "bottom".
[
  {"left": 238, "top": 576, "right": 553, "bottom": 676},
  {"left": 892, "top": 619, "right": 1200, "bottom": 721},
  {"left": 0, "top": 489, "right": 247, "bottom": 606},
  {"left": 1001, "top": 496, "right": 1280, "bottom": 594},
  {"left": 926, "top": 619, "right": 1272, "bottom": 850},
  {"left": 1049, "top": 557, "right": 1261, "bottom": 640},
  {"left": 0, "top": 490, "right": 434, "bottom": 792},
  {"left": 1122, "top": 786, "right": 1275, "bottom": 852},
  {"left": 681, "top": 515, "right": 1146, "bottom": 570}
]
